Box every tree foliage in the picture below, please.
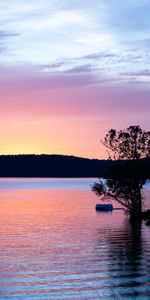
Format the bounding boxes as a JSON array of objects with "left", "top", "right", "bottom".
[
  {"left": 92, "top": 125, "right": 150, "bottom": 219},
  {"left": 92, "top": 178, "right": 145, "bottom": 217},
  {"left": 103, "top": 125, "right": 150, "bottom": 160}
]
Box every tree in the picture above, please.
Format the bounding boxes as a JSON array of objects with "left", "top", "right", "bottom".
[
  {"left": 92, "top": 125, "right": 150, "bottom": 219},
  {"left": 102, "top": 125, "right": 150, "bottom": 160}
]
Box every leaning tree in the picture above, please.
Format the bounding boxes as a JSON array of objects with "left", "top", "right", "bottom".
[{"left": 92, "top": 125, "right": 150, "bottom": 219}]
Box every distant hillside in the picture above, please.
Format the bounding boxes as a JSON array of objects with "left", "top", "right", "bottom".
[
  {"left": 0, "top": 155, "right": 112, "bottom": 177},
  {"left": 0, "top": 155, "right": 149, "bottom": 178}
]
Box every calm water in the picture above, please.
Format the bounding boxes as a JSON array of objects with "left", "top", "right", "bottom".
[{"left": 0, "top": 178, "right": 150, "bottom": 300}]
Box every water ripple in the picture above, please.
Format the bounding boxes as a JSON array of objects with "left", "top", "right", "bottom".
[{"left": 0, "top": 179, "right": 150, "bottom": 299}]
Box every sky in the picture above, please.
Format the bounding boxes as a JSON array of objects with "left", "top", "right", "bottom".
[{"left": 0, "top": 0, "right": 150, "bottom": 159}]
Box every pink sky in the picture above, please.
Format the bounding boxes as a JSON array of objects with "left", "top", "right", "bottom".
[{"left": 0, "top": 68, "right": 149, "bottom": 159}]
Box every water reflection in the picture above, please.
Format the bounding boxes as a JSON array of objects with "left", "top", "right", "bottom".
[
  {"left": 0, "top": 179, "right": 150, "bottom": 299},
  {"left": 96, "top": 219, "right": 150, "bottom": 298},
  {"left": 0, "top": 178, "right": 95, "bottom": 192}
]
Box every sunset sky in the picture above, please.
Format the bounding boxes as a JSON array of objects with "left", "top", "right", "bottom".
[{"left": 0, "top": 0, "right": 150, "bottom": 158}]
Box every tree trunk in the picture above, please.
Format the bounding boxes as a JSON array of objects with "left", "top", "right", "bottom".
[{"left": 130, "top": 181, "right": 142, "bottom": 219}]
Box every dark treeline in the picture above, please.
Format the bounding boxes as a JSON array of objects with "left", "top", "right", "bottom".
[
  {"left": 0, "top": 154, "right": 149, "bottom": 178},
  {"left": 107, "top": 158, "right": 150, "bottom": 180},
  {"left": 0, "top": 154, "right": 111, "bottom": 177}
]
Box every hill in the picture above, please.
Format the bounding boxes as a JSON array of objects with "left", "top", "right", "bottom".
[
  {"left": 0, "top": 154, "right": 111, "bottom": 177},
  {"left": 0, "top": 155, "right": 149, "bottom": 178}
]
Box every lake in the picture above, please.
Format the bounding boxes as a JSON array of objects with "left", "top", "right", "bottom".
[{"left": 0, "top": 178, "right": 150, "bottom": 299}]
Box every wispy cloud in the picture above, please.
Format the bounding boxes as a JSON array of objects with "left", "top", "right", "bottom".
[
  {"left": 0, "top": 0, "right": 150, "bottom": 87},
  {"left": 0, "top": 29, "right": 19, "bottom": 57},
  {"left": 0, "top": 30, "right": 18, "bottom": 38}
]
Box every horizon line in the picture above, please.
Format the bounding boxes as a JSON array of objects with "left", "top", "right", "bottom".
[{"left": 0, "top": 153, "right": 106, "bottom": 160}]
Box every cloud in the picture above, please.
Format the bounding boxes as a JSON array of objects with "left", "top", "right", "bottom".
[
  {"left": 0, "top": 41, "right": 7, "bottom": 53},
  {"left": 0, "top": 1, "right": 150, "bottom": 89},
  {"left": 40, "top": 62, "right": 67, "bottom": 70},
  {"left": 0, "top": 30, "right": 18, "bottom": 38},
  {"left": 0, "top": 66, "right": 150, "bottom": 128},
  {"left": 121, "top": 70, "right": 150, "bottom": 77},
  {"left": 0, "top": 30, "right": 19, "bottom": 56},
  {"left": 83, "top": 52, "right": 117, "bottom": 60},
  {"left": 64, "top": 64, "right": 94, "bottom": 74},
  {"left": 0, "top": 66, "right": 97, "bottom": 90}
]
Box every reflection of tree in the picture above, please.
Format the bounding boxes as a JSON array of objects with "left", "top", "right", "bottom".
[
  {"left": 105, "top": 220, "right": 145, "bottom": 298},
  {"left": 108, "top": 220, "right": 142, "bottom": 269}
]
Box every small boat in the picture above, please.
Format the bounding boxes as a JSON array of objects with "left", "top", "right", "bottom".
[{"left": 96, "top": 204, "right": 113, "bottom": 211}]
